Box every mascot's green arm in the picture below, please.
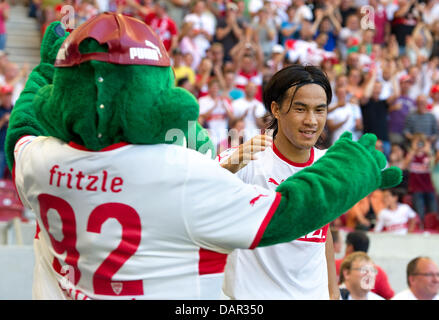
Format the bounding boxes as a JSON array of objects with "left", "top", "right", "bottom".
[
  {"left": 5, "top": 22, "right": 68, "bottom": 170},
  {"left": 5, "top": 63, "right": 53, "bottom": 170},
  {"left": 258, "top": 132, "right": 402, "bottom": 247}
]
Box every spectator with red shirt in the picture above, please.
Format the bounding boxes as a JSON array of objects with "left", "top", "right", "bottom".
[
  {"left": 229, "top": 40, "right": 264, "bottom": 102},
  {"left": 335, "top": 230, "right": 395, "bottom": 300},
  {"left": 403, "top": 133, "right": 437, "bottom": 227},
  {"left": 198, "top": 77, "right": 233, "bottom": 147},
  {"left": 144, "top": 1, "right": 178, "bottom": 53},
  {"left": 369, "top": 0, "right": 391, "bottom": 45},
  {"left": 194, "top": 57, "right": 213, "bottom": 98}
]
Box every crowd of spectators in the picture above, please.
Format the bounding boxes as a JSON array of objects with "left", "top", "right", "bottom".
[
  {"left": 13, "top": 0, "right": 439, "bottom": 230},
  {"left": 331, "top": 228, "right": 439, "bottom": 300}
]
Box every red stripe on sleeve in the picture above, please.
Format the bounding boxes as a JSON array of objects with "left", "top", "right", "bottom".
[{"left": 249, "top": 192, "right": 282, "bottom": 249}]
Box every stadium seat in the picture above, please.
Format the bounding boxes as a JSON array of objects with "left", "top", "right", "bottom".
[
  {"left": 424, "top": 213, "right": 439, "bottom": 232},
  {"left": 0, "top": 194, "right": 24, "bottom": 222}
]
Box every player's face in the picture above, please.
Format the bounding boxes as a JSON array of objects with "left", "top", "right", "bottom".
[{"left": 273, "top": 84, "right": 327, "bottom": 151}]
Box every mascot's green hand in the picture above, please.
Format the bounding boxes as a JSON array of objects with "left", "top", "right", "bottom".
[
  {"left": 338, "top": 132, "right": 402, "bottom": 189},
  {"left": 258, "top": 130, "right": 403, "bottom": 247},
  {"left": 40, "top": 21, "right": 70, "bottom": 65},
  {"left": 195, "top": 122, "right": 215, "bottom": 159}
]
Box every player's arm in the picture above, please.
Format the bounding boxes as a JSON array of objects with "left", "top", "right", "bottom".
[
  {"left": 5, "top": 22, "right": 68, "bottom": 170},
  {"left": 220, "top": 134, "right": 272, "bottom": 173},
  {"left": 325, "top": 230, "right": 340, "bottom": 300}
]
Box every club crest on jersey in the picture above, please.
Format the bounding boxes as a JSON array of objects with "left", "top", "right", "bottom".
[
  {"left": 111, "top": 282, "right": 123, "bottom": 295},
  {"left": 129, "top": 40, "right": 162, "bottom": 61}
]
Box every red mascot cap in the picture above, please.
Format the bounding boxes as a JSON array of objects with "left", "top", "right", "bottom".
[{"left": 54, "top": 12, "right": 170, "bottom": 67}]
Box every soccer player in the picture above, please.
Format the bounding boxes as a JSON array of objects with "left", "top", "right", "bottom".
[{"left": 222, "top": 65, "right": 340, "bottom": 299}]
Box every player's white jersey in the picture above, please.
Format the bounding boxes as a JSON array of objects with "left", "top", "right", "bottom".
[
  {"left": 374, "top": 203, "right": 416, "bottom": 235},
  {"left": 13, "top": 136, "right": 282, "bottom": 300},
  {"left": 222, "top": 144, "right": 330, "bottom": 299}
]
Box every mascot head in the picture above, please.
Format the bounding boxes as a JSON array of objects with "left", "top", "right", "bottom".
[{"left": 34, "top": 13, "right": 214, "bottom": 156}]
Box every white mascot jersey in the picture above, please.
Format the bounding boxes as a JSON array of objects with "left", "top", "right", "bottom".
[
  {"left": 13, "top": 136, "right": 282, "bottom": 300},
  {"left": 222, "top": 144, "right": 330, "bottom": 299}
]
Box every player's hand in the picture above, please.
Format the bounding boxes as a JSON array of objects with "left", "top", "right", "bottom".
[
  {"left": 221, "top": 134, "right": 273, "bottom": 173},
  {"left": 338, "top": 132, "right": 402, "bottom": 189},
  {"left": 40, "top": 21, "right": 70, "bottom": 65}
]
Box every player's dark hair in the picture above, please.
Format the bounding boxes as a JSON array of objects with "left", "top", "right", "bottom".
[
  {"left": 263, "top": 64, "right": 332, "bottom": 138},
  {"left": 346, "top": 230, "right": 369, "bottom": 253}
]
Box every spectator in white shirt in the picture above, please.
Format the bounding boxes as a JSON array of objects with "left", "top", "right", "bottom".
[
  {"left": 393, "top": 257, "right": 439, "bottom": 300},
  {"left": 183, "top": 0, "right": 216, "bottom": 58},
  {"left": 327, "top": 84, "right": 362, "bottom": 145},
  {"left": 231, "top": 81, "right": 267, "bottom": 141},
  {"left": 374, "top": 188, "right": 417, "bottom": 234}
]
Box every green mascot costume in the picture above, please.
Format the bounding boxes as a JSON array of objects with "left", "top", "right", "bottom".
[{"left": 5, "top": 13, "right": 401, "bottom": 299}]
